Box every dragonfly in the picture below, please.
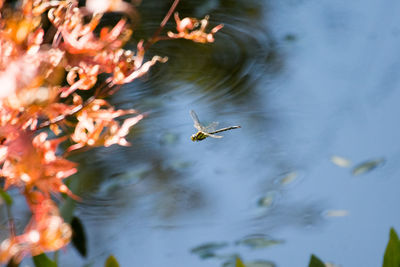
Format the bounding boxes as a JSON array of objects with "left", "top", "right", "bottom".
[{"left": 190, "top": 110, "right": 241, "bottom": 142}]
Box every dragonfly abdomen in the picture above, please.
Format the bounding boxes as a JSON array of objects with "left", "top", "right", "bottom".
[{"left": 210, "top": 126, "right": 241, "bottom": 134}]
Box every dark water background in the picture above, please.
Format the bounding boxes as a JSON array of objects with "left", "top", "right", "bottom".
[{"left": 11, "top": 0, "right": 400, "bottom": 266}]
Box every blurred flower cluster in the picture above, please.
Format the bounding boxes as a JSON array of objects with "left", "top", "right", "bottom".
[{"left": 0, "top": 0, "right": 222, "bottom": 264}]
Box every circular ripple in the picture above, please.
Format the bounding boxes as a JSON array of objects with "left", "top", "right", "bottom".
[{"left": 114, "top": 1, "right": 282, "bottom": 106}]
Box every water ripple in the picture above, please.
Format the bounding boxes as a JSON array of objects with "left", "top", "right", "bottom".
[{"left": 118, "top": 1, "right": 282, "bottom": 106}]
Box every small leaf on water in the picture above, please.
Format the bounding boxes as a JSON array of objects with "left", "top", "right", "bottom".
[
  {"left": 33, "top": 253, "right": 57, "bottom": 267},
  {"left": 105, "top": 255, "right": 120, "bottom": 267},
  {"left": 284, "top": 34, "right": 297, "bottom": 42},
  {"left": 236, "top": 257, "right": 246, "bottom": 267},
  {"left": 235, "top": 234, "right": 283, "bottom": 249},
  {"left": 308, "top": 254, "right": 325, "bottom": 267},
  {"left": 222, "top": 261, "right": 236, "bottom": 267},
  {"left": 280, "top": 172, "right": 297, "bottom": 185},
  {"left": 197, "top": 251, "right": 216, "bottom": 259},
  {"left": 71, "top": 216, "right": 87, "bottom": 257},
  {"left": 383, "top": 228, "right": 400, "bottom": 267},
  {"left": 352, "top": 158, "right": 385, "bottom": 176},
  {"left": 190, "top": 242, "right": 228, "bottom": 259},
  {"left": 245, "top": 260, "right": 276, "bottom": 267},
  {"left": 330, "top": 156, "right": 351, "bottom": 168},
  {"left": 0, "top": 188, "right": 13, "bottom": 206},
  {"left": 257, "top": 192, "right": 275, "bottom": 207},
  {"left": 323, "top": 210, "right": 349, "bottom": 217}
]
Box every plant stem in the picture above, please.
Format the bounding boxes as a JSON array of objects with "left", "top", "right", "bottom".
[{"left": 144, "top": 0, "right": 180, "bottom": 50}]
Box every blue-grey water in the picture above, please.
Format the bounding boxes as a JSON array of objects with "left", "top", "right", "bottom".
[{"left": 24, "top": 0, "right": 400, "bottom": 266}]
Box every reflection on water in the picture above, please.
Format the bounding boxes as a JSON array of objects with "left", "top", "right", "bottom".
[{"left": 55, "top": 0, "right": 400, "bottom": 266}]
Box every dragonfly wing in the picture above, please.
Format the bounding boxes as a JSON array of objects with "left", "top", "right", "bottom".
[
  {"left": 204, "top": 132, "right": 223, "bottom": 138},
  {"left": 190, "top": 110, "right": 204, "bottom": 131},
  {"left": 203, "top": 121, "right": 219, "bottom": 133}
]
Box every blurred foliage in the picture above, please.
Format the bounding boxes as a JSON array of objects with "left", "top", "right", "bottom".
[
  {"left": 0, "top": 188, "right": 13, "bottom": 206},
  {"left": 33, "top": 253, "right": 57, "bottom": 267},
  {"left": 308, "top": 255, "right": 325, "bottom": 267},
  {"left": 309, "top": 228, "right": 400, "bottom": 267},
  {"left": 383, "top": 228, "right": 400, "bottom": 267},
  {"left": 104, "top": 255, "right": 120, "bottom": 267},
  {"left": 236, "top": 257, "right": 246, "bottom": 267},
  {"left": 71, "top": 216, "right": 87, "bottom": 258},
  {"left": 6, "top": 258, "right": 19, "bottom": 267}
]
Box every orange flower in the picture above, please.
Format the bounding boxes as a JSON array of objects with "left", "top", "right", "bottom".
[
  {"left": 68, "top": 95, "right": 143, "bottom": 151},
  {"left": 167, "top": 13, "right": 224, "bottom": 43},
  {"left": 0, "top": 192, "right": 72, "bottom": 264},
  {"left": 0, "top": 130, "right": 77, "bottom": 199}
]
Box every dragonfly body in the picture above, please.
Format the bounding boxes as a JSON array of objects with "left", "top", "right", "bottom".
[
  {"left": 191, "top": 132, "right": 208, "bottom": 141},
  {"left": 190, "top": 110, "right": 241, "bottom": 142}
]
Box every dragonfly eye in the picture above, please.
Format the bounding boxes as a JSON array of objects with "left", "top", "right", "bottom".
[{"left": 191, "top": 135, "right": 196, "bottom": 141}]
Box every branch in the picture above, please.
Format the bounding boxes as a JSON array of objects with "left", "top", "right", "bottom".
[
  {"left": 36, "top": 81, "right": 114, "bottom": 130},
  {"left": 144, "top": 0, "right": 180, "bottom": 50}
]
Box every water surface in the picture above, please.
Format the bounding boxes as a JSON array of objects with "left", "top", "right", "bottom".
[{"left": 57, "top": 0, "right": 400, "bottom": 266}]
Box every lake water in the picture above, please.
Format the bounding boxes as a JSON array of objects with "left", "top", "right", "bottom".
[{"left": 56, "top": 0, "right": 400, "bottom": 266}]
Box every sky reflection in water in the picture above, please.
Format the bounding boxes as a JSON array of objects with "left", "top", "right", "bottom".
[{"left": 59, "top": 0, "right": 400, "bottom": 266}]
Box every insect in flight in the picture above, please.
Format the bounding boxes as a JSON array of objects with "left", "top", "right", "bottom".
[{"left": 190, "top": 110, "right": 241, "bottom": 142}]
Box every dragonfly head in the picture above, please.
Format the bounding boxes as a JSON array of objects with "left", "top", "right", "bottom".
[{"left": 190, "top": 134, "right": 197, "bottom": 142}]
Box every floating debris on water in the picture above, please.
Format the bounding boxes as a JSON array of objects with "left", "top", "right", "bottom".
[
  {"left": 284, "top": 34, "right": 297, "bottom": 42},
  {"left": 257, "top": 192, "right": 276, "bottom": 207},
  {"left": 331, "top": 156, "right": 352, "bottom": 168},
  {"left": 222, "top": 258, "right": 276, "bottom": 267},
  {"left": 280, "top": 172, "right": 297, "bottom": 185},
  {"left": 352, "top": 158, "right": 385, "bottom": 176},
  {"left": 245, "top": 260, "right": 276, "bottom": 267},
  {"left": 235, "top": 234, "right": 283, "bottom": 249},
  {"left": 323, "top": 210, "right": 350, "bottom": 217},
  {"left": 190, "top": 242, "right": 229, "bottom": 259}
]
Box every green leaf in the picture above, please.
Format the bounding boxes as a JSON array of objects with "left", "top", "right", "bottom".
[
  {"left": 105, "top": 255, "right": 120, "bottom": 267},
  {"left": 0, "top": 188, "right": 13, "bottom": 206},
  {"left": 383, "top": 228, "right": 400, "bottom": 267},
  {"left": 308, "top": 254, "right": 325, "bottom": 267},
  {"left": 236, "top": 257, "right": 247, "bottom": 267},
  {"left": 60, "top": 195, "right": 75, "bottom": 223},
  {"left": 352, "top": 158, "right": 385, "bottom": 176},
  {"left": 190, "top": 242, "right": 228, "bottom": 259},
  {"left": 33, "top": 253, "right": 57, "bottom": 267},
  {"left": 60, "top": 176, "right": 79, "bottom": 223},
  {"left": 71, "top": 216, "right": 87, "bottom": 257}
]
